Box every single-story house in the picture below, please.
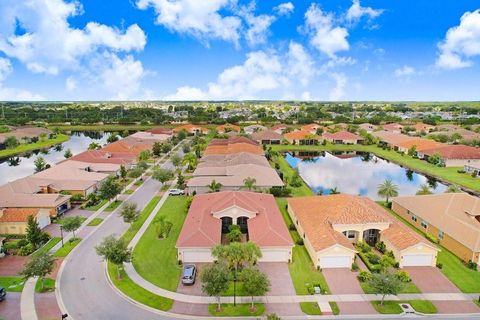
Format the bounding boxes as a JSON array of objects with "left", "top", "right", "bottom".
[
  {"left": 250, "top": 130, "right": 282, "bottom": 144},
  {"left": 382, "top": 123, "right": 404, "bottom": 133},
  {"left": 284, "top": 130, "right": 320, "bottom": 145},
  {"left": 287, "top": 195, "right": 438, "bottom": 269},
  {"left": 464, "top": 163, "right": 480, "bottom": 177},
  {"left": 147, "top": 127, "right": 173, "bottom": 135},
  {"left": 395, "top": 138, "right": 444, "bottom": 154},
  {"left": 173, "top": 124, "right": 210, "bottom": 135},
  {"left": 322, "top": 131, "right": 364, "bottom": 145},
  {"left": 392, "top": 193, "right": 480, "bottom": 264},
  {"left": 203, "top": 142, "right": 264, "bottom": 156},
  {"left": 372, "top": 131, "right": 418, "bottom": 149},
  {"left": 0, "top": 208, "right": 51, "bottom": 234},
  {"left": 301, "top": 124, "right": 323, "bottom": 134},
  {"left": 208, "top": 136, "right": 259, "bottom": 146},
  {"left": 198, "top": 152, "right": 270, "bottom": 168},
  {"left": 216, "top": 124, "right": 241, "bottom": 133},
  {"left": 244, "top": 125, "right": 267, "bottom": 135},
  {"left": 417, "top": 145, "right": 480, "bottom": 167},
  {"left": 129, "top": 131, "right": 171, "bottom": 142},
  {"left": 102, "top": 138, "right": 153, "bottom": 156},
  {"left": 271, "top": 124, "right": 289, "bottom": 134},
  {"left": 411, "top": 123, "right": 435, "bottom": 133},
  {"left": 176, "top": 191, "right": 293, "bottom": 263},
  {"left": 359, "top": 123, "right": 378, "bottom": 133},
  {"left": 69, "top": 150, "right": 136, "bottom": 168}
]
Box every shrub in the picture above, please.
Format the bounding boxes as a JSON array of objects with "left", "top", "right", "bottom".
[
  {"left": 425, "top": 233, "right": 439, "bottom": 244},
  {"left": 18, "top": 239, "right": 29, "bottom": 247},
  {"left": 436, "top": 262, "right": 443, "bottom": 269},
  {"left": 457, "top": 169, "right": 466, "bottom": 174},
  {"left": 269, "top": 186, "right": 292, "bottom": 197},
  {"left": 351, "top": 262, "right": 359, "bottom": 271},
  {"left": 71, "top": 194, "right": 84, "bottom": 202},
  {"left": 387, "top": 250, "right": 395, "bottom": 259},
  {"left": 296, "top": 239, "right": 304, "bottom": 246},
  {"left": 466, "top": 260, "right": 478, "bottom": 270},
  {"left": 358, "top": 271, "right": 372, "bottom": 282},
  {"left": 393, "top": 262, "right": 400, "bottom": 269},
  {"left": 395, "top": 270, "right": 411, "bottom": 282},
  {"left": 288, "top": 224, "right": 296, "bottom": 231},
  {"left": 18, "top": 243, "right": 34, "bottom": 256},
  {"left": 367, "top": 253, "right": 380, "bottom": 265},
  {"left": 357, "top": 241, "right": 371, "bottom": 253},
  {"left": 375, "top": 241, "right": 386, "bottom": 254}
]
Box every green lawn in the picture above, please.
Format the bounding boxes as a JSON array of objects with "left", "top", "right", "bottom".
[
  {"left": 87, "top": 218, "right": 103, "bottom": 226},
  {"left": 329, "top": 301, "right": 340, "bottom": 315},
  {"left": 84, "top": 199, "right": 107, "bottom": 211},
  {"left": 35, "top": 278, "right": 55, "bottom": 293},
  {"left": 300, "top": 302, "right": 321, "bottom": 315},
  {"left": 105, "top": 200, "right": 123, "bottom": 212},
  {"left": 132, "top": 196, "right": 190, "bottom": 291},
  {"left": 371, "top": 300, "right": 437, "bottom": 314},
  {"left": 0, "top": 276, "right": 25, "bottom": 292},
  {"left": 123, "top": 189, "right": 135, "bottom": 195},
  {"left": 208, "top": 303, "right": 265, "bottom": 317},
  {"left": 360, "top": 280, "right": 421, "bottom": 294},
  {"left": 134, "top": 180, "right": 144, "bottom": 186},
  {"left": 54, "top": 238, "right": 81, "bottom": 257},
  {"left": 122, "top": 196, "right": 161, "bottom": 244},
  {"left": 271, "top": 155, "right": 313, "bottom": 197},
  {"left": 0, "top": 134, "right": 70, "bottom": 158},
  {"left": 31, "top": 237, "right": 61, "bottom": 258}
]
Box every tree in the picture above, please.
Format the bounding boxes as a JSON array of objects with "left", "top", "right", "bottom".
[
  {"left": 243, "top": 241, "right": 262, "bottom": 267},
  {"left": 240, "top": 267, "right": 271, "bottom": 309},
  {"left": 34, "top": 156, "right": 47, "bottom": 173},
  {"left": 64, "top": 148, "right": 72, "bottom": 159},
  {"left": 182, "top": 153, "right": 198, "bottom": 171},
  {"left": 161, "top": 143, "right": 172, "bottom": 154},
  {"left": 138, "top": 150, "right": 151, "bottom": 161},
  {"left": 200, "top": 262, "right": 230, "bottom": 312},
  {"left": 98, "top": 176, "right": 122, "bottom": 202},
  {"left": 176, "top": 173, "right": 186, "bottom": 189},
  {"left": 88, "top": 142, "right": 101, "bottom": 150},
  {"left": 119, "top": 165, "right": 127, "bottom": 181},
  {"left": 20, "top": 253, "right": 56, "bottom": 290},
  {"left": 26, "top": 215, "right": 44, "bottom": 249},
  {"left": 329, "top": 187, "right": 341, "bottom": 195},
  {"left": 377, "top": 179, "right": 399, "bottom": 203},
  {"left": 427, "top": 152, "right": 442, "bottom": 166},
  {"left": 445, "top": 184, "right": 461, "bottom": 193},
  {"left": 407, "top": 145, "right": 417, "bottom": 157},
  {"left": 128, "top": 168, "right": 143, "bottom": 179},
  {"left": 416, "top": 184, "right": 432, "bottom": 195},
  {"left": 367, "top": 272, "right": 403, "bottom": 305},
  {"left": 154, "top": 216, "right": 173, "bottom": 238},
  {"left": 379, "top": 255, "right": 395, "bottom": 273},
  {"left": 61, "top": 216, "right": 83, "bottom": 239},
  {"left": 119, "top": 202, "right": 140, "bottom": 224},
  {"left": 4, "top": 136, "right": 19, "bottom": 149},
  {"left": 171, "top": 154, "right": 182, "bottom": 168},
  {"left": 152, "top": 142, "right": 162, "bottom": 156},
  {"left": 208, "top": 180, "right": 223, "bottom": 193},
  {"left": 95, "top": 235, "right": 132, "bottom": 279},
  {"left": 243, "top": 177, "right": 257, "bottom": 191},
  {"left": 152, "top": 168, "right": 174, "bottom": 184},
  {"left": 107, "top": 133, "right": 119, "bottom": 144},
  {"left": 212, "top": 242, "right": 246, "bottom": 272},
  {"left": 227, "top": 225, "right": 242, "bottom": 243}
]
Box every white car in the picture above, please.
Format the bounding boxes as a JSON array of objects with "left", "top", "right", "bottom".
[{"left": 168, "top": 189, "right": 184, "bottom": 196}]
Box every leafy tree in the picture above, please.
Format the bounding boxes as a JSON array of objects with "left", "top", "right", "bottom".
[
  {"left": 26, "top": 215, "right": 44, "bottom": 249},
  {"left": 161, "top": 143, "right": 172, "bottom": 154},
  {"left": 61, "top": 216, "right": 83, "bottom": 239},
  {"left": 138, "top": 150, "right": 151, "bottom": 161},
  {"left": 212, "top": 242, "right": 246, "bottom": 272},
  {"left": 289, "top": 169, "right": 303, "bottom": 188},
  {"left": 427, "top": 152, "right": 442, "bottom": 166},
  {"left": 107, "top": 133, "right": 119, "bottom": 144},
  {"left": 227, "top": 225, "right": 242, "bottom": 243},
  {"left": 171, "top": 154, "right": 182, "bottom": 168},
  {"left": 88, "top": 142, "right": 101, "bottom": 150},
  {"left": 240, "top": 267, "right": 271, "bottom": 309},
  {"left": 98, "top": 176, "right": 122, "bottom": 202},
  {"left": 34, "top": 156, "right": 47, "bottom": 173},
  {"left": 152, "top": 168, "right": 174, "bottom": 184},
  {"left": 176, "top": 173, "right": 186, "bottom": 189},
  {"left": 152, "top": 142, "right": 162, "bottom": 156},
  {"left": 379, "top": 255, "right": 395, "bottom": 273},
  {"left": 119, "top": 165, "right": 127, "bottom": 181},
  {"left": 64, "top": 148, "right": 72, "bottom": 158},
  {"left": 416, "top": 184, "right": 433, "bottom": 195},
  {"left": 128, "top": 167, "right": 143, "bottom": 179},
  {"left": 208, "top": 180, "right": 223, "bottom": 193},
  {"left": 367, "top": 272, "right": 403, "bottom": 305},
  {"left": 182, "top": 153, "right": 198, "bottom": 171},
  {"left": 377, "top": 179, "right": 399, "bottom": 203},
  {"left": 407, "top": 145, "right": 417, "bottom": 157},
  {"left": 95, "top": 235, "right": 132, "bottom": 279},
  {"left": 243, "top": 177, "right": 257, "bottom": 191},
  {"left": 20, "top": 253, "right": 56, "bottom": 290},
  {"left": 176, "top": 130, "right": 187, "bottom": 141},
  {"left": 119, "top": 202, "right": 140, "bottom": 224},
  {"left": 4, "top": 136, "right": 19, "bottom": 149},
  {"left": 266, "top": 314, "right": 281, "bottom": 320},
  {"left": 445, "top": 184, "right": 461, "bottom": 193},
  {"left": 200, "top": 262, "right": 230, "bottom": 311}
]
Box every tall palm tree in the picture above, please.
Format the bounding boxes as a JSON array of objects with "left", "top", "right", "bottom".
[
  {"left": 243, "top": 177, "right": 257, "bottom": 191},
  {"left": 416, "top": 183, "right": 433, "bottom": 195},
  {"left": 182, "top": 153, "right": 198, "bottom": 171},
  {"left": 329, "top": 187, "right": 341, "bottom": 195},
  {"left": 377, "top": 179, "right": 399, "bottom": 203},
  {"left": 208, "top": 180, "right": 223, "bottom": 193}
]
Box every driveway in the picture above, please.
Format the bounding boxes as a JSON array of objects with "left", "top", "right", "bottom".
[
  {"left": 404, "top": 267, "right": 459, "bottom": 293},
  {"left": 0, "top": 256, "right": 27, "bottom": 276},
  {"left": 257, "top": 262, "right": 296, "bottom": 296},
  {"left": 0, "top": 292, "right": 21, "bottom": 320},
  {"left": 35, "top": 291, "right": 62, "bottom": 320},
  {"left": 434, "top": 300, "right": 480, "bottom": 314},
  {"left": 44, "top": 207, "right": 94, "bottom": 237}
]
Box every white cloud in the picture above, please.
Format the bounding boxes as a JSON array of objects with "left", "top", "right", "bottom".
[
  {"left": 394, "top": 65, "right": 416, "bottom": 77},
  {"left": 136, "top": 0, "right": 241, "bottom": 45},
  {"left": 65, "top": 76, "right": 77, "bottom": 91},
  {"left": 0, "top": 57, "right": 12, "bottom": 81},
  {"left": 244, "top": 13, "right": 276, "bottom": 46},
  {"left": 274, "top": 2, "right": 294, "bottom": 16},
  {"left": 301, "top": 91, "right": 312, "bottom": 100},
  {"left": 0, "top": 85, "right": 44, "bottom": 101},
  {"left": 164, "top": 86, "right": 209, "bottom": 101},
  {"left": 329, "top": 73, "right": 347, "bottom": 100},
  {"left": 303, "top": 3, "right": 349, "bottom": 58},
  {"left": 436, "top": 9, "right": 480, "bottom": 69},
  {"left": 286, "top": 42, "right": 314, "bottom": 86},
  {"left": 346, "top": 0, "right": 383, "bottom": 24}
]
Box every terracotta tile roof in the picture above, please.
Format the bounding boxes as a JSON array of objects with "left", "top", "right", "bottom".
[
  {"left": 147, "top": 127, "right": 173, "bottom": 135},
  {"left": 373, "top": 131, "right": 417, "bottom": 145},
  {"left": 393, "top": 193, "right": 480, "bottom": 251},
  {"left": 301, "top": 124, "right": 322, "bottom": 132},
  {"left": 412, "top": 123, "right": 434, "bottom": 132},
  {"left": 250, "top": 130, "right": 283, "bottom": 142},
  {"left": 322, "top": 130, "right": 363, "bottom": 141},
  {"left": 0, "top": 208, "right": 41, "bottom": 223},
  {"left": 129, "top": 131, "right": 171, "bottom": 141},
  {"left": 271, "top": 124, "right": 288, "bottom": 131},
  {"left": 198, "top": 153, "right": 270, "bottom": 168},
  {"left": 216, "top": 124, "right": 240, "bottom": 133},
  {"left": 102, "top": 139, "right": 151, "bottom": 155},
  {"left": 173, "top": 124, "right": 209, "bottom": 133},
  {"left": 396, "top": 138, "right": 444, "bottom": 151},
  {"left": 204, "top": 143, "right": 264, "bottom": 155},
  {"left": 209, "top": 136, "right": 258, "bottom": 146},
  {"left": 176, "top": 191, "right": 293, "bottom": 248},
  {"left": 420, "top": 145, "right": 480, "bottom": 159},
  {"left": 69, "top": 150, "right": 136, "bottom": 166},
  {"left": 359, "top": 123, "right": 378, "bottom": 131},
  {"left": 284, "top": 130, "right": 320, "bottom": 141},
  {"left": 382, "top": 123, "right": 404, "bottom": 131}
]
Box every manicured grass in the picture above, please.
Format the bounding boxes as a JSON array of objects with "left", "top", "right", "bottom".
[
  {"left": 123, "top": 189, "right": 134, "bottom": 195},
  {"left": 271, "top": 143, "right": 480, "bottom": 193},
  {"left": 132, "top": 196, "right": 190, "bottom": 291},
  {"left": 409, "top": 300, "right": 437, "bottom": 314},
  {"left": 105, "top": 200, "right": 123, "bottom": 212},
  {"left": 0, "top": 276, "right": 25, "bottom": 292},
  {"left": 56, "top": 216, "right": 87, "bottom": 225},
  {"left": 84, "top": 199, "right": 107, "bottom": 211},
  {"left": 0, "top": 134, "right": 70, "bottom": 158},
  {"left": 271, "top": 155, "right": 313, "bottom": 197},
  {"left": 134, "top": 180, "right": 144, "bottom": 186},
  {"left": 50, "top": 124, "right": 154, "bottom": 132},
  {"left": 2, "top": 239, "right": 21, "bottom": 251},
  {"left": 300, "top": 302, "right": 321, "bottom": 315},
  {"left": 107, "top": 262, "right": 174, "bottom": 311},
  {"left": 35, "top": 278, "right": 55, "bottom": 293},
  {"left": 208, "top": 303, "right": 265, "bottom": 317},
  {"left": 87, "top": 218, "right": 103, "bottom": 226},
  {"left": 371, "top": 300, "right": 437, "bottom": 314},
  {"left": 54, "top": 238, "right": 81, "bottom": 257},
  {"left": 122, "top": 196, "right": 161, "bottom": 244},
  {"left": 329, "top": 301, "right": 340, "bottom": 315},
  {"left": 360, "top": 280, "right": 421, "bottom": 294},
  {"left": 31, "top": 237, "right": 61, "bottom": 258}
]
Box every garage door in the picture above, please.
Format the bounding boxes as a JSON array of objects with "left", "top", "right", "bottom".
[
  {"left": 37, "top": 215, "right": 50, "bottom": 229},
  {"left": 319, "top": 256, "right": 351, "bottom": 268},
  {"left": 402, "top": 254, "right": 433, "bottom": 267},
  {"left": 180, "top": 250, "right": 212, "bottom": 263},
  {"left": 260, "top": 249, "right": 290, "bottom": 262}
]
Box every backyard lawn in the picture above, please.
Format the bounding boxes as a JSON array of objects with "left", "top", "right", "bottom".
[
  {"left": 132, "top": 196, "right": 190, "bottom": 291},
  {"left": 0, "top": 276, "right": 25, "bottom": 292},
  {"left": 208, "top": 303, "right": 265, "bottom": 317},
  {"left": 271, "top": 155, "right": 313, "bottom": 197}
]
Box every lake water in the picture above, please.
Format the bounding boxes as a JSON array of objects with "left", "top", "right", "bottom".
[
  {"left": 285, "top": 151, "right": 448, "bottom": 200},
  {"left": 0, "top": 131, "right": 116, "bottom": 185}
]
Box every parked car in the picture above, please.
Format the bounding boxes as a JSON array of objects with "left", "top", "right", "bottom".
[
  {"left": 0, "top": 287, "right": 6, "bottom": 301},
  {"left": 168, "top": 189, "right": 184, "bottom": 196},
  {"left": 181, "top": 264, "right": 197, "bottom": 285}
]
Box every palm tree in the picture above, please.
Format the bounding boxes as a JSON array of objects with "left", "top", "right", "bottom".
[
  {"left": 208, "top": 180, "right": 223, "bottom": 193},
  {"left": 182, "top": 153, "right": 198, "bottom": 171},
  {"left": 416, "top": 184, "right": 432, "bottom": 195},
  {"left": 243, "top": 177, "right": 257, "bottom": 191},
  {"left": 377, "top": 179, "right": 399, "bottom": 203},
  {"left": 445, "top": 184, "right": 461, "bottom": 193},
  {"left": 329, "top": 187, "right": 340, "bottom": 195}
]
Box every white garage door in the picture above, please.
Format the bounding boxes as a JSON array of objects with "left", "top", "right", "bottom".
[
  {"left": 37, "top": 215, "right": 50, "bottom": 229},
  {"left": 402, "top": 254, "right": 433, "bottom": 267},
  {"left": 260, "top": 249, "right": 289, "bottom": 262},
  {"left": 319, "top": 256, "right": 351, "bottom": 268},
  {"left": 181, "top": 250, "right": 212, "bottom": 263}
]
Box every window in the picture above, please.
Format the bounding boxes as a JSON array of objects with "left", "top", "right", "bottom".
[
  {"left": 407, "top": 210, "right": 411, "bottom": 215},
  {"left": 421, "top": 220, "right": 428, "bottom": 229},
  {"left": 342, "top": 230, "right": 356, "bottom": 239},
  {"left": 438, "top": 231, "right": 444, "bottom": 240},
  {"left": 411, "top": 214, "right": 417, "bottom": 222}
]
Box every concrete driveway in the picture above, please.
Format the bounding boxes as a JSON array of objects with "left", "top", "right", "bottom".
[
  {"left": 257, "top": 262, "right": 296, "bottom": 296},
  {"left": 0, "top": 292, "right": 21, "bottom": 320},
  {"left": 404, "top": 267, "right": 459, "bottom": 293}
]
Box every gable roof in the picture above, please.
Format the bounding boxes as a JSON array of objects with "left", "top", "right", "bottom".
[
  {"left": 396, "top": 138, "right": 444, "bottom": 151},
  {"left": 250, "top": 130, "right": 283, "bottom": 141},
  {"left": 420, "top": 145, "right": 480, "bottom": 159},
  {"left": 198, "top": 152, "right": 270, "bottom": 168},
  {"left": 284, "top": 130, "right": 320, "bottom": 141},
  {"left": 323, "top": 130, "right": 363, "bottom": 141},
  {"left": 173, "top": 124, "right": 209, "bottom": 133},
  {"left": 216, "top": 124, "right": 240, "bottom": 132},
  {"left": 69, "top": 150, "right": 136, "bottom": 166}
]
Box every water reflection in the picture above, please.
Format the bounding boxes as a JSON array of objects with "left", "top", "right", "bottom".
[
  {"left": 0, "top": 131, "right": 115, "bottom": 185},
  {"left": 285, "top": 152, "right": 447, "bottom": 200}
]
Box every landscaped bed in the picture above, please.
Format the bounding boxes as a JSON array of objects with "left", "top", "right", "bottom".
[
  {"left": 104, "top": 200, "right": 123, "bottom": 212},
  {"left": 87, "top": 218, "right": 103, "bottom": 226},
  {"left": 84, "top": 199, "right": 107, "bottom": 211},
  {"left": 208, "top": 303, "right": 265, "bottom": 317}
]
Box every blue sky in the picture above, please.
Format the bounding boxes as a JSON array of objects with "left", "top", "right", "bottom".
[{"left": 0, "top": 0, "right": 479, "bottom": 101}]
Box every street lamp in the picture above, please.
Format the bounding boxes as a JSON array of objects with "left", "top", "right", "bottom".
[
  {"left": 233, "top": 270, "right": 237, "bottom": 306},
  {"left": 60, "top": 225, "right": 64, "bottom": 247}
]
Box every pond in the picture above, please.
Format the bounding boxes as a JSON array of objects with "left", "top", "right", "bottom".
[
  {"left": 0, "top": 131, "right": 118, "bottom": 185},
  {"left": 285, "top": 151, "right": 448, "bottom": 200}
]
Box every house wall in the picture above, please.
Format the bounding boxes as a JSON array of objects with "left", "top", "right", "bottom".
[
  {"left": 392, "top": 201, "right": 476, "bottom": 263},
  {"left": 317, "top": 246, "right": 356, "bottom": 266},
  {"left": 0, "top": 222, "right": 27, "bottom": 235},
  {"left": 188, "top": 186, "right": 271, "bottom": 195},
  {"left": 444, "top": 158, "right": 480, "bottom": 168}
]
